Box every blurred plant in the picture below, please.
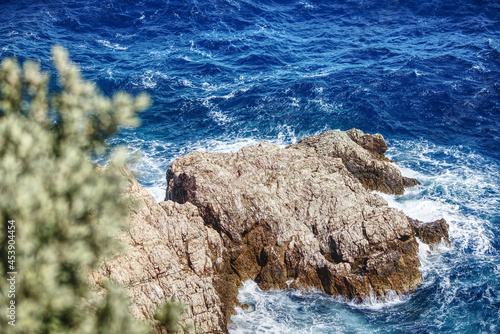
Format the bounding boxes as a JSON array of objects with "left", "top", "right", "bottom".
[
  {"left": 154, "top": 298, "right": 196, "bottom": 334},
  {"left": 0, "top": 46, "right": 189, "bottom": 333}
]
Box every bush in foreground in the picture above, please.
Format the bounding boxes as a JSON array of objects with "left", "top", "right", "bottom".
[{"left": 0, "top": 47, "right": 190, "bottom": 333}]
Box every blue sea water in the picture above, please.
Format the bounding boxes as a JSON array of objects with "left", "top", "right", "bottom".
[{"left": 1, "top": 0, "right": 499, "bottom": 332}]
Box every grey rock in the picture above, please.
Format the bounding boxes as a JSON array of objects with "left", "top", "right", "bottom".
[{"left": 287, "top": 129, "right": 420, "bottom": 194}]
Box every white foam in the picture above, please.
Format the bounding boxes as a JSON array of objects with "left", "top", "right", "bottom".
[
  {"left": 209, "top": 109, "right": 234, "bottom": 125},
  {"left": 347, "top": 288, "right": 409, "bottom": 310},
  {"left": 187, "top": 131, "right": 296, "bottom": 155},
  {"left": 106, "top": 137, "right": 173, "bottom": 202},
  {"left": 201, "top": 98, "right": 235, "bottom": 126},
  {"left": 415, "top": 237, "right": 453, "bottom": 281},
  {"left": 189, "top": 40, "right": 214, "bottom": 58},
  {"left": 149, "top": 49, "right": 173, "bottom": 58},
  {"left": 307, "top": 98, "right": 344, "bottom": 114},
  {"left": 488, "top": 38, "right": 500, "bottom": 53},
  {"left": 229, "top": 280, "right": 292, "bottom": 334},
  {"left": 299, "top": 70, "right": 331, "bottom": 78},
  {"left": 180, "top": 55, "right": 193, "bottom": 62},
  {"left": 290, "top": 97, "right": 301, "bottom": 107},
  {"left": 97, "top": 39, "right": 128, "bottom": 51},
  {"left": 382, "top": 139, "right": 498, "bottom": 256},
  {"left": 139, "top": 70, "right": 158, "bottom": 88},
  {"left": 201, "top": 81, "right": 252, "bottom": 98},
  {"left": 230, "top": 280, "right": 395, "bottom": 333},
  {"left": 414, "top": 69, "right": 428, "bottom": 77},
  {"left": 299, "top": 1, "right": 315, "bottom": 10},
  {"left": 416, "top": 237, "right": 432, "bottom": 267},
  {"left": 130, "top": 70, "right": 173, "bottom": 89},
  {"left": 376, "top": 190, "right": 456, "bottom": 224}
]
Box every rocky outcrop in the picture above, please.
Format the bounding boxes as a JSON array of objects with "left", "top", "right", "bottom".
[
  {"left": 95, "top": 129, "right": 449, "bottom": 333},
  {"left": 287, "top": 129, "right": 420, "bottom": 194},
  {"left": 90, "top": 166, "right": 229, "bottom": 333},
  {"left": 409, "top": 217, "right": 450, "bottom": 249},
  {"left": 166, "top": 130, "right": 427, "bottom": 301}
]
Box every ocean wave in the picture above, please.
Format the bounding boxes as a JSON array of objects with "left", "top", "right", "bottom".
[
  {"left": 229, "top": 280, "right": 410, "bottom": 334},
  {"left": 229, "top": 280, "right": 371, "bottom": 334}
]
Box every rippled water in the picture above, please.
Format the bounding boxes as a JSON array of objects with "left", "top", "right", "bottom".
[{"left": 1, "top": 0, "right": 499, "bottom": 332}]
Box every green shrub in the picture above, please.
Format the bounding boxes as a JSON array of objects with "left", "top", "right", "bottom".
[{"left": 0, "top": 46, "right": 161, "bottom": 333}]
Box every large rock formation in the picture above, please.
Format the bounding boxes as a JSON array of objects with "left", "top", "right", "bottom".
[
  {"left": 166, "top": 132, "right": 423, "bottom": 300},
  {"left": 94, "top": 129, "right": 449, "bottom": 333}
]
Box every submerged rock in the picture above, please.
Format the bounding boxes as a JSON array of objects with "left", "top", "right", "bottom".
[{"left": 99, "top": 129, "right": 449, "bottom": 333}]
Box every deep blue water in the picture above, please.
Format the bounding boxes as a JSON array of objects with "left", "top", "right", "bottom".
[{"left": 1, "top": 0, "right": 499, "bottom": 332}]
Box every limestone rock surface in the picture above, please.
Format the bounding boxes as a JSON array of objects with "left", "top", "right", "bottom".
[
  {"left": 287, "top": 129, "right": 420, "bottom": 194},
  {"left": 91, "top": 166, "right": 229, "bottom": 333}
]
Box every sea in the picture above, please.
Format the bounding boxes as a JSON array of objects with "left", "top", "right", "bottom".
[{"left": 1, "top": 0, "right": 499, "bottom": 333}]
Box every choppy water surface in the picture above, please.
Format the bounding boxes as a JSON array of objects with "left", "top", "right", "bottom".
[{"left": 1, "top": 0, "right": 499, "bottom": 332}]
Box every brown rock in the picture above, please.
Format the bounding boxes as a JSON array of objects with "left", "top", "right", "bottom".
[
  {"left": 409, "top": 217, "right": 450, "bottom": 248},
  {"left": 166, "top": 140, "right": 423, "bottom": 304},
  {"left": 346, "top": 128, "right": 389, "bottom": 159},
  {"left": 287, "top": 129, "right": 421, "bottom": 194}
]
